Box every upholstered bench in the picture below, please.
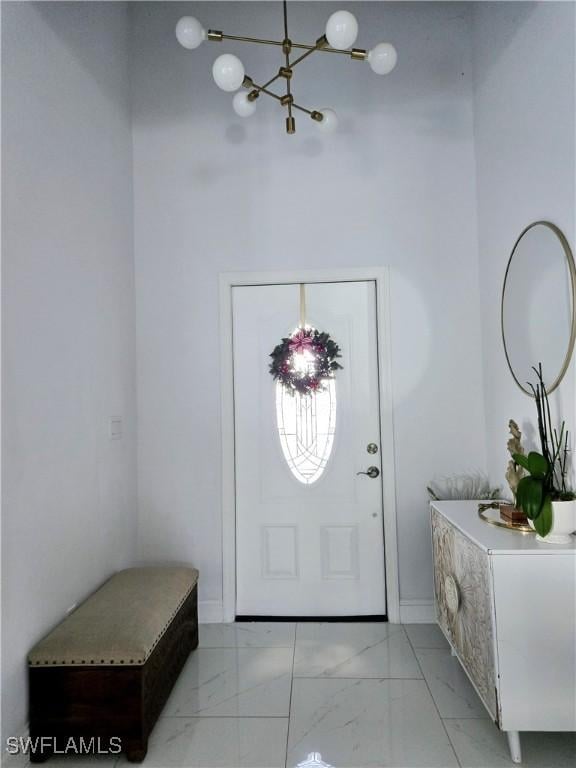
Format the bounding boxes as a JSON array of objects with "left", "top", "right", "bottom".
[{"left": 28, "top": 566, "right": 198, "bottom": 763}]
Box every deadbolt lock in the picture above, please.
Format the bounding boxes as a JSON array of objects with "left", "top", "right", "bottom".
[{"left": 367, "top": 443, "right": 378, "bottom": 454}]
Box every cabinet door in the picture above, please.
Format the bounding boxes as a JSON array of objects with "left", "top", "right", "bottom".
[
  {"left": 431, "top": 507, "right": 497, "bottom": 720},
  {"left": 492, "top": 554, "right": 576, "bottom": 731}
]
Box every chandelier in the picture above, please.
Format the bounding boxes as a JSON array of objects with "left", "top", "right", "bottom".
[{"left": 175, "top": 1, "right": 397, "bottom": 135}]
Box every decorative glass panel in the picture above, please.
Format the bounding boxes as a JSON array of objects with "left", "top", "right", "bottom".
[{"left": 275, "top": 379, "right": 337, "bottom": 485}]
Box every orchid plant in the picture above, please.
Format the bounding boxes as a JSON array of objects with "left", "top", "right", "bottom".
[{"left": 513, "top": 364, "right": 574, "bottom": 536}]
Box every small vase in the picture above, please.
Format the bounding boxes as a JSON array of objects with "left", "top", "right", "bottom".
[{"left": 529, "top": 500, "right": 576, "bottom": 544}]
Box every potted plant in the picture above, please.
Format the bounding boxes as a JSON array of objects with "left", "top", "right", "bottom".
[{"left": 513, "top": 364, "right": 576, "bottom": 543}]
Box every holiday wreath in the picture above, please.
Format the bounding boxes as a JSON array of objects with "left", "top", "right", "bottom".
[{"left": 269, "top": 327, "right": 343, "bottom": 396}]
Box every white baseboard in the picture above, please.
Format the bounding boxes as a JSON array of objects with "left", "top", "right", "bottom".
[
  {"left": 198, "top": 600, "right": 224, "bottom": 623},
  {"left": 399, "top": 599, "right": 435, "bottom": 624},
  {"left": 199, "top": 599, "right": 434, "bottom": 624}
]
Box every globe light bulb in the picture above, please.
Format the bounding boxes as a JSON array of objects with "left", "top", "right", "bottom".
[
  {"left": 325, "top": 10, "right": 359, "bottom": 50},
  {"left": 212, "top": 54, "right": 245, "bottom": 92},
  {"left": 233, "top": 91, "right": 257, "bottom": 118},
  {"left": 367, "top": 43, "right": 398, "bottom": 75},
  {"left": 175, "top": 17, "right": 206, "bottom": 50},
  {"left": 316, "top": 109, "right": 339, "bottom": 134}
]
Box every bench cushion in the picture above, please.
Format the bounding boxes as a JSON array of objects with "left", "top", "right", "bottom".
[{"left": 28, "top": 566, "right": 198, "bottom": 667}]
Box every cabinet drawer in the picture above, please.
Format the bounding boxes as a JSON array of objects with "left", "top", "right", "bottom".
[{"left": 431, "top": 507, "right": 497, "bottom": 720}]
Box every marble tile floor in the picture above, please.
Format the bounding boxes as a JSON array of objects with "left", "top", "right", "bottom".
[{"left": 6, "top": 623, "right": 574, "bottom": 768}]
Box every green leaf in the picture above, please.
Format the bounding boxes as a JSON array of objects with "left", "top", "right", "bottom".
[
  {"left": 516, "top": 476, "right": 543, "bottom": 519},
  {"left": 515, "top": 477, "right": 526, "bottom": 509},
  {"left": 513, "top": 453, "right": 530, "bottom": 471},
  {"left": 527, "top": 452, "right": 549, "bottom": 479},
  {"left": 533, "top": 496, "right": 553, "bottom": 537}
]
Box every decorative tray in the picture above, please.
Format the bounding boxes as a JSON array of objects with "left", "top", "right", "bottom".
[{"left": 477, "top": 503, "right": 533, "bottom": 534}]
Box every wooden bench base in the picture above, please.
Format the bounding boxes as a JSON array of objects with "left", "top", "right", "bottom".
[{"left": 29, "top": 585, "right": 198, "bottom": 763}]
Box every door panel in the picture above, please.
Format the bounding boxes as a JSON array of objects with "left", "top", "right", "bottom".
[
  {"left": 320, "top": 525, "right": 359, "bottom": 580},
  {"left": 261, "top": 525, "right": 299, "bottom": 580},
  {"left": 233, "top": 281, "right": 386, "bottom": 616}
]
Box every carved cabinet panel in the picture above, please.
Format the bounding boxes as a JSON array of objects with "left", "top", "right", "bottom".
[{"left": 431, "top": 507, "right": 497, "bottom": 720}]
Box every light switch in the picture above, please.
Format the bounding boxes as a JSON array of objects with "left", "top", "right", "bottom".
[{"left": 110, "top": 417, "right": 123, "bottom": 440}]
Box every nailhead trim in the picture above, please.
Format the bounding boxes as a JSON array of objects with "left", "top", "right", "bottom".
[{"left": 28, "top": 578, "right": 196, "bottom": 667}]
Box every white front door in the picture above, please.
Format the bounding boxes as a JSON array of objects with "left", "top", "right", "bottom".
[{"left": 233, "top": 281, "right": 386, "bottom": 617}]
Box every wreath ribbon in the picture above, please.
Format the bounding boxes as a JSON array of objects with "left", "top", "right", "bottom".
[{"left": 289, "top": 330, "right": 314, "bottom": 354}]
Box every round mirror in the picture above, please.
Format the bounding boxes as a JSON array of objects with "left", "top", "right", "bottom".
[{"left": 502, "top": 221, "right": 576, "bottom": 395}]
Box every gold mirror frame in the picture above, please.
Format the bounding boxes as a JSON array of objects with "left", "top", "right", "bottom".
[{"left": 501, "top": 220, "right": 576, "bottom": 396}]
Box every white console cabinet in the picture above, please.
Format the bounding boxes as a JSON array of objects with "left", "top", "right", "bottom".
[{"left": 430, "top": 500, "right": 576, "bottom": 764}]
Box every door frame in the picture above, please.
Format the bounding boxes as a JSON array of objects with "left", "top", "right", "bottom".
[{"left": 219, "top": 267, "right": 400, "bottom": 623}]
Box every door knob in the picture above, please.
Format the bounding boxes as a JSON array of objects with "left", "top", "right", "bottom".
[{"left": 357, "top": 466, "right": 380, "bottom": 479}]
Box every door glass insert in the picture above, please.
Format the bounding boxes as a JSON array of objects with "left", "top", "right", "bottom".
[{"left": 275, "top": 378, "right": 337, "bottom": 485}]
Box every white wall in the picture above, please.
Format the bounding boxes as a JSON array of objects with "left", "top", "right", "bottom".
[
  {"left": 472, "top": 1, "right": 575, "bottom": 489},
  {"left": 132, "top": 2, "right": 487, "bottom": 617},
  {"left": 1, "top": 2, "right": 137, "bottom": 739}
]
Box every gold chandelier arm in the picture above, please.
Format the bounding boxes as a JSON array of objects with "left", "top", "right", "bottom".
[
  {"left": 291, "top": 102, "right": 314, "bottom": 117},
  {"left": 243, "top": 77, "right": 281, "bottom": 101},
  {"left": 244, "top": 80, "right": 284, "bottom": 104},
  {"left": 263, "top": 74, "right": 282, "bottom": 90},
  {"left": 243, "top": 76, "right": 319, "bottom": 119},
  {"left": 244, "top": 65, "right": 291, "bottom": 97},
  {"left": 281, "top": 1, "right": 294, "bottom": 131},
  {"left": 239, "top": 32, "right": 328, "bottom": 104},
  {"left": 288, "top": 35, "right": 328, "bottom": 69},
  {"left": 284, "top": 65, "right": 293, "bottom": 128},
  {"left": 209, "top": 32, "right": 366, "bottom": 59},
  {"left": 261, "top": 86, "right": 282, "bottom": 102}
]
